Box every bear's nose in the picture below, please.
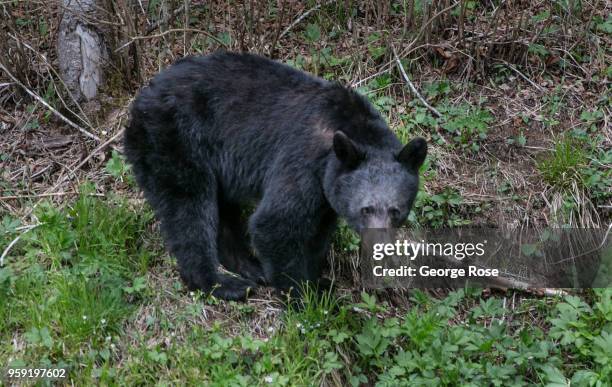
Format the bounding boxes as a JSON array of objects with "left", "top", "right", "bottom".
[{"left": 364, "top": 213, "right": 390, "bottom": 229}]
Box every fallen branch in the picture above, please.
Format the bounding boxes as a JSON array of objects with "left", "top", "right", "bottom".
[
  {"left": 435, "top": 253, "right": 569, "bottom": 297},
  {"left": 351, "top": 43, "right": 452, "bottom": 87},
  {"left": 486, "top": 275, "right": 568, "bottom": 297},
  {"left": 392, "top": 46, "right": 442, "bottom": 118},
  {"left": 0, "top": 62, "right": 101, "bottom": 142}
]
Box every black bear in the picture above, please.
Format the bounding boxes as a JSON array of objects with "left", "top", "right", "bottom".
[{"left": 124, "top": 52, "right": 427, "bottom": 300}]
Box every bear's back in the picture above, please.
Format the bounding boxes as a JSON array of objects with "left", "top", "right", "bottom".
[{"left": 126, "top": 52, "right": 402, "bottom": 202}]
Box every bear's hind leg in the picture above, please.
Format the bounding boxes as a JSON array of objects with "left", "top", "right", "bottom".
[{"left": 218, "top": 202, "right": 265, "bottom": 284}]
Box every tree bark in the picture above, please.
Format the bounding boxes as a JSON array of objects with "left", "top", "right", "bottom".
[{"left": 57, "top": 0, "right": 108, "bottom": 102}]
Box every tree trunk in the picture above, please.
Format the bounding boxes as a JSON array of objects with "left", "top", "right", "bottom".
[{"left": 57, "top": 0, "right": 108, "bottom": 102}]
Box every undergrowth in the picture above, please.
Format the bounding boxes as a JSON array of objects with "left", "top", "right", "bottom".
[{"left": 1, "top": 193, "right": 611, "bottom": 385}]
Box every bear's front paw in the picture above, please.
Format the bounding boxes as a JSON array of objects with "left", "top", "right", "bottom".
[
  {"left": 212, "top": 275, "right": 257, "bottom": 301},
  {"left": 239, "top": 258, "right": 267, "bottom": 285}
]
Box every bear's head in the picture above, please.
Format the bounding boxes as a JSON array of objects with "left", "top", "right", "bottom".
[{"left": 323, "top": 132, "right": 427, "bottom": 233}]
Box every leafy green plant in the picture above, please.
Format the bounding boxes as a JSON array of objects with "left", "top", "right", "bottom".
[
  {"left": 366, "top": 32, "right": 386, "bottom": 61},
  {"left": 356, "top": 77, "right": 397, "bottom": 113},
  {"left": 105, "top": 151, "right": 135, "bottom": 186},
  {"left": 506, "top": 130, "right": 527, "bottom": 147},
  {"left": 440, "top": 105, "right": 494, "bottom": 152},
  {"left": 423, "top": 80, "right": 451, "bottom": 100},
  {"left": 593, "top": 13, "right": 612, "bottom": 34},
  {"left": 411, "top": 188, "right": 471, "bottom": 227},
  {"left": 580, "top": 109, "right": 605, "bottom": 131},
  {"left": 402, "top": 103, "right": 493, "bottom": 152},
  {"left": 333, "top": 220, "right": 360, "bottom": 252}
]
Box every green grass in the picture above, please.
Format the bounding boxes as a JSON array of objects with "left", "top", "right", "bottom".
[
  {"left": 537, "top": 133, "right": 611, "bottom": 222},
  {"left": 0, "top": 188, "right": 155, "bottom": 382},
  {"left": 1, "top": 193, "right": 611, "bottom": 385},
  {"left": 537, "top": 136, "right": 589, "bottom": 191}
]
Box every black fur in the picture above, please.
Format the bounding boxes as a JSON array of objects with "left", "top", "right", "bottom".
[{"left": 124, "top": 52, "right": 427, "bottom": 300}]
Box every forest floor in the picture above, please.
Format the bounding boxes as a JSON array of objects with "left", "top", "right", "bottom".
[{"left": 1, "top": 1, "right": 611, "bottom": 385}]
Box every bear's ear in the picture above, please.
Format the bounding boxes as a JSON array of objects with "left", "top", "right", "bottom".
[
  {"left": 397, "top": 138, "right": 427, "bottom": 171},
  {"left": 333, "top": 131, "right": 363, "bottom": 169}
]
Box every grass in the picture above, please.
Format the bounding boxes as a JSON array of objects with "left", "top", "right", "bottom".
[
  {"left": 537, "top": 136, "right": 588, "bottom": 191},
  {"left": 1, "top": 192, "right": 611, "bottom": 385},
  {"left": 537, "top": 132, "right": 611, "bottom": 224}
]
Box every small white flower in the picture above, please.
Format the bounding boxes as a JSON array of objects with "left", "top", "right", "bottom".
[
  {"left": 101, "top": 319, "right": 106, "bottom": 324},
  {"left": 296, "top": 323, "right": 302, "bottom": 328},
  {"left": 267, "top": 326, "right": 274, "bottom": 333},
  {"left": 323, "top": 310, "right": 328, "bottom": 315},
  {"left": 190, "top": 291, "right": 195, "bottom": 297},
  {"left": 82, "top": 315, "right": 87, "bottom": 320},
  {"left": 105, "top": 336, "right": 111, "bottom": 342},
  {"left": 102, "top": 130, "right": 108, "bottom": 136},
  {"left": 264, "top": 375, "right": 274, "bottom": 383},
  {"left": 110, "top": 343, "right": 116, "bottom": 349}
]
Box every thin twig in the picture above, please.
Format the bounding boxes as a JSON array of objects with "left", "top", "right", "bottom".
[
  {"left": 404, "top": 1, "right": 460, "bottom": 53},
  {"left": 7, "top": 31, "right": 94, "bottom": 129},
  {"left": 1, "top": 223, "right": 40, "bottom": 267},
  {"left": 57, "top": 128, "right": 125, "bottom": 186},
  {"left": 145, "top": 4, "right": 185, "bottom": 34},
  {"left": 392, "top": 46, "right": 442, "bottom": 118},
  {"left": 0, "top": 62, "right": 101, "bottom": 142},
  {"left": 24, "top": 128, "right": 125, "bottom": 219},
  {"left": 116, "top": 28, "right": 228, "bottom": 52},
  {"left": 351, "top": 43, "right": 455, "bottom": 87},
  {"left": 0, "top": 192, "right": 105, "bottom": 201},
  {"left": 499, "top": 60, "right": 545, "bottom": 92},
  {"left": 279, "top": 3, "right": 321, "bottom": 40},
  {"left": 351, "top": 65, "right": 394, "bottom": 88}
]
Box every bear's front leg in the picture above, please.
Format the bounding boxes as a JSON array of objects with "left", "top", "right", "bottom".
[
  {"left": 157, "top": 191, "right": 256, "bottom": 301},
  {"left": 248, "top": 186, "right": 335, "bottom": 295}
]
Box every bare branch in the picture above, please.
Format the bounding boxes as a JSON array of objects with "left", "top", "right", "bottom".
[
  {"left": 392, "top": 46, "right": 442, "bottom": 118},
  {"left": 1, "top": 223, "right": 40, "bottom": 267},
  {"left": 0, "top": 61, "right": 101, "bottom": 142},
  {"left": 116, "top": 28, "right": 229, "bottom": 52},
  {"left": 279, "top": 3, "right": 321, "bottom": 40}
]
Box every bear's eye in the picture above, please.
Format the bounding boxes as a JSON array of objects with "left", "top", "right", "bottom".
[
  {"left": 361, "top": 206, "right": 375, "bottom": 216},
  {"left": 388, "top": 208, "right": 401, "bottom": 219}
]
